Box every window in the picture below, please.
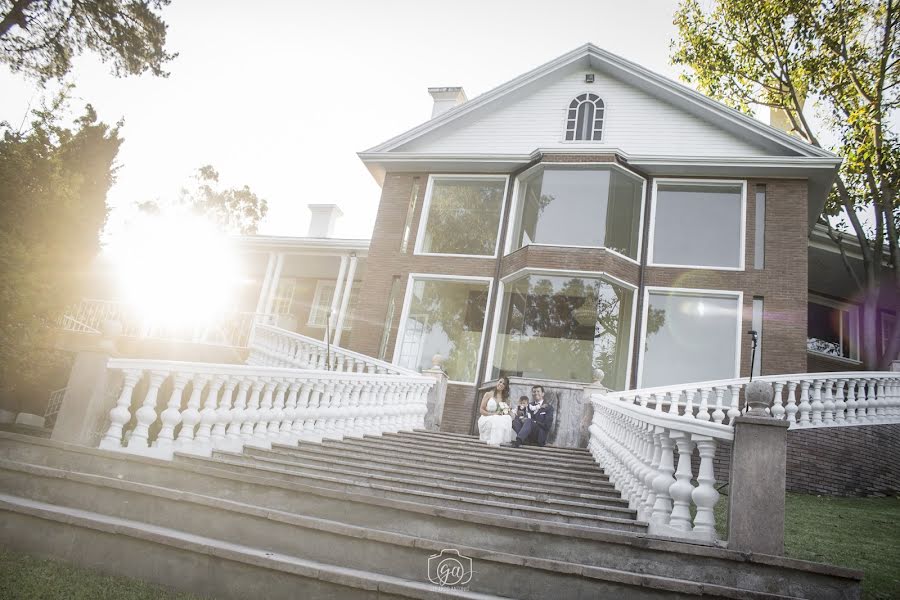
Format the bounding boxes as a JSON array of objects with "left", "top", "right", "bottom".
[
  {"left": 400, "top": 178, "right": 420, "bottom": 253},
  {"left": 491, "top": 272, "right": 634, "bottom": 389},
  {"left": 807, "top": 297, "right": 860, "bottom": 361},
  {"left": 508, "top": 165, "right": 644, "bottom": 259},
  {"left": 565, "top": 93, "right": 605, "bottom": 141},
  {"left": 650, "top": 181, "right": 745, "bottom": 270},
  {"left": 395, "top": 277, "right": 491, "bottom": 382},
  {"left": 308, "top": 281, "right": 359, "bottom": 329},
  {"left": 416, "top": 176, "right": 507, "bottom": 257},
  {"left": 271, "top": 279, "right": 297, "bottom": 316},
  {"left": 378, "top": 276, "right": 402, "bottom": 361},
  {"left": 754, "top": 184, "right": 766, "bottom": 269},
  {"left": 882, "top": 312, "right": 896, "bottom": 356},
  {"left": 640, "top": 289, "right": 742, "bottom": 387}
]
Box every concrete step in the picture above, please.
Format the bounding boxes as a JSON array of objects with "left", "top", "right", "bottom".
[
  {"left": 236, "top": 447, "right": 635, "bottom": 518},
  {"left": 0, "top": 434, "right": 862, "bottom": 599},
  {"left": 0, "top": 493, "right": 505, "bottom": 600},
  {"left": 309, "top": 437, "right": 606, "bottom": 477},
  {"left": 385, "top": 431, "right": 597, "bottom": 461},
  {"left": 195, "top": 452, "right": 643, "bottom": 530},
  {"left": 261, "top": 442, "right": 613, "bottom": 489}
]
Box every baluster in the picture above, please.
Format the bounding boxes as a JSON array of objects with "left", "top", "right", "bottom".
[
  {"left": 727, "top": 384, "right": 741, "bottom": 423},
  {"left": 691, "top": 435, "right": 719, "bottom": 539},
  {"left": 252, "top": 381, "right": 276, "bottom": 446},
  {"left": 666, "top": 392, "right": 678, "bottom": 416},
  {"left": 771, "top": 381, "right": 786, "bottom": 421},
  {"left": 643, "top": 427, "right": 663, "bottom": 522},
  {"left": 156, "top": 372, "right": 190, "bottom": 448},
  {"left": 833, "top": 380, "right": 846, "bottom": 424},
  {"left": 822, "top": 379, "right": 835, "bottom": 424},
  {"left": 280, "top": 381, "right": 300, "bottom": 444},
  {"left": 696, "top": 388, "right": 711, "bottom": 421},
  {"left": 210, "top": 377, "right": 234, "bottom": 447},
  {"left": 176, "top": 373, "right": 210, "bottom": 449},
  {"left": 845, "top": 379, "right": 858, "bottom": 423},
  {"left": 128, "top": 370, "right": 168, "bottom": 449},
  {"left": 711, "top": 387, "right": 726, "bottom": 424},
  {"left": 667, "top": 432, "right": 694, "bottom": 532},
  {"left": 875, "top": 379, "right": 887, "bottom": 422},
  {"left": 651, "top": 393, "right": 663, "bottom": 413},
  {"left": 240, "top": 378, "right": 262, "bottom": 441},
  {"left": 291, "top": 381, "right": 313, "bottom": 442},
  {"left": 268, "top": 381, "right": 288, "bottom": 439},
  {"left": 226, "top": 378, "right": 250, "bottom": 443},
  {"left": 809, "top": 379, "right": 824, "bottom": 425},
  {"left": 321, "top": 382, "right": 339, "bottom": 439},
  {"left": 784, "top": 381, "right": 798, "bottom": 427},
  {"left": 101, "top": 369, "right": 143, "bottom": 449},
  {"left": 683, "top": 389, "right": 696, "bottom": 419},
  {"left": 797, "top": 380, "right": 811, "bottom": 426},
  {"left": 305, "top": 383, "right": 325, "bottom": 441}
]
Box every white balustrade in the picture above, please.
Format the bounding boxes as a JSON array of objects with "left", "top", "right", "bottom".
[
  {"left": 99, "top": 358, "right": 433, "bottom": 460},
  {"left": 248, "top": 323, "right": 418, "bottom": 376}
]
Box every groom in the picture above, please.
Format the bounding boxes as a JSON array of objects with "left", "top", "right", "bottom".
[{"left": 512, "top": 385, "right": 554, "bottom": 447}]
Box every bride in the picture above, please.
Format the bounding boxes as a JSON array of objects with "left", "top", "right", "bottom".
[{"left": 478, "top": 376, "right": 514, "bottom": 446}]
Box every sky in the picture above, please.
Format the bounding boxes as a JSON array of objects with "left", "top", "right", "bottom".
[{"left": 1, "top": 0, "right": 688, "bottom": 241}]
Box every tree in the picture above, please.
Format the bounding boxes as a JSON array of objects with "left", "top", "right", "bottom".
[
  {"left": 0, "top": 0, "right": 175, "bottom": 81},
  {"left": 672, "top": 0, "right": 900, "bottom": 369},
  {"left": 0, "top": 96, "right": 122, "bottom": 405}
]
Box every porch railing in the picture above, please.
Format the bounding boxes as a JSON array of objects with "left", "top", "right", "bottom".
[
  {"left": 589, "top": 371, "right": 900, "bottom": 542},
  {"left": 98, "top": 358, "right": 434, "bottom": 460},
  {"left": 248, "top": 324, "right": 417, "bottom": 376}
]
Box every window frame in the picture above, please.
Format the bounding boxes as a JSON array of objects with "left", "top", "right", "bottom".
[
  {"left": 881, "top": 311, "right": 896, "bottom": 356},
  {"left": 562, "top": 92, "right": 606, "bottom": 143},
  {"left": 308, "top": 279, "right": 359, "bottom": 330},
  {"left": 636, "top": 286, "right": 744, "bottom": 388},
  {"left": 413, "top": 174, "right": 510, "bottom": 259},
  {"left": 503, "top": 162, "right": 646, "bottom": 265},
  {"left": 485, "top": 267, "right": 638, "bottom": 389},
  {"left": 392, "top": 273, "right": 494, "bottom": 385},
  {"left": 647, "top": 178, "right": 747, "bottom": 272},
  {"left": 807, "top": 294, "right": 861, "bottom": 363}
]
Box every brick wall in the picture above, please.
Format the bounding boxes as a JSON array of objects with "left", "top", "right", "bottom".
[{"left": 701, "top": 424, "right": 900, "bottom": 497}]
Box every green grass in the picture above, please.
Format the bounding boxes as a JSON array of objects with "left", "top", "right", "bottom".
[
  {"left": 0, "top": 549, "right": 206, "bottom": 600},
  {"left": 716, "top": 493, "right": 900, "bottom": 600}
]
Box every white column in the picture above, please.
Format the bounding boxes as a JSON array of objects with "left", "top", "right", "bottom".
[
  {"left": 263, "top": 253, "right": 285, "bottom": 316},
  {"left": 254, "top": 252, "right": 277, "bottom": 314},
  {"left": 332, "top": 253, "right": 358, "bottom": 347},
  {"left": 326, "top": 255, "right": 349, "bottom": 342}
]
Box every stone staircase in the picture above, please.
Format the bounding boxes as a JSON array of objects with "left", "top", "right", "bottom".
[{"left": 0, "top": 429, "right": 861, "bottom": 599}]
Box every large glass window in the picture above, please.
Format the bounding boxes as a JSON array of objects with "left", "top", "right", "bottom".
[
  {"left": 396, "top": 278, "right": 490, "bottom": 382},
  {"left": 641, "top": 290, "right": 741, "bottom": 387},
  {"left": 651, "top": 181, "right": 744, "bottom": 269},
  {"left": 807, "top": 298, "right": 860, "bottom": 361},
  {"left": 509, "top": 166, "right": 643, "bottom": 259},
  {"left": 417, "top": 176, "right": 506, "bottom": 256},
  {"left": 491, "top": 273, "right": 634, "bottom": 389}
]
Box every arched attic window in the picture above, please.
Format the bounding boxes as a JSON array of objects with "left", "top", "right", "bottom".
[{"left": 565, "top": 93, "right": 604, "bottom": 141}]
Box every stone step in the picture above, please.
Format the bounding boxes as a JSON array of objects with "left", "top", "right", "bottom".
[
  {"left": 398, "top": 430, "right": 594, "bottom": 457},
  {"left": 0, "top": 492, "right": 505, "bottom": 600},
  {"left": 309, "top": 437, "right": 606, "bottom": 477},
  {"left": 196, "top": 453, "right": 642, "bottom": 530},
  {"left": 1, "top": 475, "right": 778, "bottom": 600},
  {"left": 237, "top": 447, "right": 634, "bottom": 518},
  {"left": 0, "top": 434, "right": 862, "bottom": 599},
  {"left": 269, "top": 441, "right": 612, "bottom": 487},
  {"left": 384, "top": 432, "right": 594, "bottom": 464},
  {"left": 335, "top": 435, "right": 599, "bottom": 471}
]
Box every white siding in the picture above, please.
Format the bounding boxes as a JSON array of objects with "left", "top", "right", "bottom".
[{"left": 397, "top": 69, "right": 772, "bottom": 157}]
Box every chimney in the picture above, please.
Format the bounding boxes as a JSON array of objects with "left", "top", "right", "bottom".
[
  {"left": 428, "top": 87, "right": 467, "bottom": 119},
  {"left": 307, "top": 204, "right": 343, "bottom": 238}
]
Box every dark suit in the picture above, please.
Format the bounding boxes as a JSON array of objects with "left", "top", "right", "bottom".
[{"left": 513, "top": 403, "right": 554, "bottom": 447}]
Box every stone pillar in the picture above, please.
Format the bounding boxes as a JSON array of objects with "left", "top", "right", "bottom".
[
  {"left": 727, "top": 381, "right": 789, "bottom": 555},
  {"left": 422, "top": 355, "right": 448, "bottom": 431}
]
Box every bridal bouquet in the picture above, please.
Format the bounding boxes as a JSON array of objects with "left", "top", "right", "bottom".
[{"left": 497, "top": 401, "right": 511, "bottom": 416}]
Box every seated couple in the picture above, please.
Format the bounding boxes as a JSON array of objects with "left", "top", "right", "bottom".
[{"left": 477, "top": 377, "right": 554, "bottom": 447}]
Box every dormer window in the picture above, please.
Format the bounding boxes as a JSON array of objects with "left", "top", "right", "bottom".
[{"left": 565, "top": 93, "right": 604, "bottom": 141}]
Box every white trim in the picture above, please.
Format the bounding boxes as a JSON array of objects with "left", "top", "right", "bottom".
[
  {"left": 637, "top": 286, "right": 744, "bottom": 388},
  {"left": 558, "top": 90, "right": 607, "bottom": 143},
  {"left": 413, "top": 174, "right": 510, "bottom": 259},
  {"left": 485, "top": 268, "right": 638, "bottom": 390},
  {"left": 647, "top": 178, "right": 747, "bottom": 271},
  {"left": 391, "top": 273, "right": 494, "bottom": 385},
  {"left": 504, "top": 162, "right": 646, "bottom": 262}
]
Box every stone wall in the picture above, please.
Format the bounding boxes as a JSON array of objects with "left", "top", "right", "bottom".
[{"left": 704, "top": 423, "right": 900, "bottom": 497}]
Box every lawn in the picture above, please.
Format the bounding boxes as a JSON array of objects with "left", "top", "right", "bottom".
[
  {"left": 716, "top": 493, "right": 900, "bottom": 600},
  {"left": 0, "top": 549, "right": 205, "bottom": 600}
]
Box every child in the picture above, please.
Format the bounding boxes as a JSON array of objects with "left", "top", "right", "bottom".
[{"left": 512, "top": 395, "right": 530, "bottom": 433}]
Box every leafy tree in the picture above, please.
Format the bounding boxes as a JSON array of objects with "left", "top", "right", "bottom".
[
  {"left": 0, "top": 0, "right": 175, "bottom": 81},
  {"left": 0, "top": 96, "right": 122, "bottom": 406},
  {"left": 672, "top": 0, "right": 900, "bottom": 369}
]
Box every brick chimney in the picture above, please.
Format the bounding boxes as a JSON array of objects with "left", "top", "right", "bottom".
[
  {"left": 428, "top": 87, "right": 467, "bottom": 119},
  {"left": 307, "top": 204, "right": 343, "bottom": 238}
]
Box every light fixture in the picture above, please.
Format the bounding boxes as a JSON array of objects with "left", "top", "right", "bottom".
[{"left": 585, "top": 74, "right": 595, "bottom": 83}]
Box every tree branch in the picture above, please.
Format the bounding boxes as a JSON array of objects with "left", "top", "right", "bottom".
[{"left": 0, "top": 0, "right": 38, "bottom": 38}]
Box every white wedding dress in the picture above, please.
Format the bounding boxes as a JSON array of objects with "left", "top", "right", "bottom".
[{"left": 478, "top": 397, "right": 514, "bottom": 446}]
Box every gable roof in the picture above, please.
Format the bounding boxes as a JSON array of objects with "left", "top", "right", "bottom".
[{"left": 362, "top": 43, "right": 836, "bottom": 160}]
